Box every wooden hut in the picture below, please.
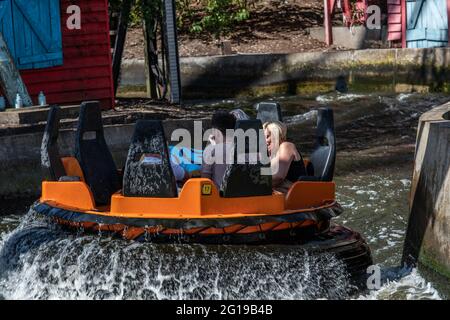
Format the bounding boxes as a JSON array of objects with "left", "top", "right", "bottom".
[
  {"left": 388, "top": 0, "right": 450, "bottom": 48},
  {"left": 0, "top": 0, "right": 114, "bottom": 109}
]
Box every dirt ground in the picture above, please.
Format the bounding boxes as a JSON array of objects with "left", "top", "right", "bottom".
[{"left": 124, "top": 0, "right": 348, "bottom": 59}]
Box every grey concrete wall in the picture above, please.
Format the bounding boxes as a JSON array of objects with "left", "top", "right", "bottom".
[
  {"left": 308, "top": 26, "right": 386, "bottom": 50},
  {"left": 119, "top": 48, "right": 450, "bottom": 99},
  {"left": 0, "top": 125, "right": 132, "bottom": 199},
  {"left": 403, "top": 103, "right": 450, "bottom": 279}
]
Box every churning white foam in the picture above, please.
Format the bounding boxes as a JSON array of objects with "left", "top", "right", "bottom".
[
  {"left": 356, "top": 269, "right": 442, "bottom": 300},
  {"left": 0, "top": 214, "right": 354, "bottom": 300}
]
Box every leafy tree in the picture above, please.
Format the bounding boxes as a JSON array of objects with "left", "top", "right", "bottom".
[
  {"left": 109, "top": 0, "right": 251, "bottom": 40},
  {"left": 189, "top": 1, "right": 250, "bottom": 40}
]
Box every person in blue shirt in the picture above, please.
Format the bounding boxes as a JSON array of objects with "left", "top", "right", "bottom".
[
  {"left": 169, "top": 146, "right": 202, "bottom": 183},
  {"left": 171, "top": 108, "right": 250, "bottom": 186}
]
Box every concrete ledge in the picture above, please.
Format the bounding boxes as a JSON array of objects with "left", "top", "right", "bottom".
[
  {"left": 308, "top": 26, "right": 387, "bottom": 49},
  {"left": 0, "top": 105, "right": 80, "bottom": 125},
  {"left": 403, "top": 102, "right": 450, "bottom": 279},
  {"left": 119, "top": 48, "right": 450, "bottom": 99}
]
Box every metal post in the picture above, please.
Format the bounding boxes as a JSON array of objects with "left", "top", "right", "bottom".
[
  {"left": 112, "top": 0, "right": 134, "bottom": 95},
  {"left": 162, "top": 0, "right": 181, "bottom": 105},
  {"left": 142, "top": 0, "right": 160, "bottom": 99},
  {"left": 402, "top": 0, "right": 407, "bottom": 48},
  {"left": 324, "top": 0, "right": 333, "bottom": 46}
]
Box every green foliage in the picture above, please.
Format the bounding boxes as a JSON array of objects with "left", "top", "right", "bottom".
[
  {"left": 109, "top": 0, "right": 162, "bottom": 23},
  {"left": 109, "top": 0, "right": 251, "bottom": 40},
  {"left": 188, "top": 1, "right": 250, "bottom": 40}
]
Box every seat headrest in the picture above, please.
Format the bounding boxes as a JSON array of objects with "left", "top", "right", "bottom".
[
  {"left": 235, "top": 119, "right": 263, "bottom": 131},
  {"left": 220, "top": 119, "right": 272, "bottom": 198},
  {"left": 75, "top": 100, "right": 121, "bottom": 205},
  {"left": 41, "top": 106, "right": 66, "bottom": 181},
  {"left": 256, "top": 102, "right": 283, "bottom": 123},
  {"left": 45, "top": 106, "right": 62, "bottom": 143},
  {"left": 309, "top": 108, "right": 336, "bottom": 182},
  {"left": 233, "top": 119, "right": 265, "bottom": 156},
  {"left": 78, "top": 101, "right": 103, "bottom": 134},
  {"left": 316, "top": 108, "right": 335, "bottom": 141},
  {"left": 123, "top": 120, "right": 178, "bottom": 198}
]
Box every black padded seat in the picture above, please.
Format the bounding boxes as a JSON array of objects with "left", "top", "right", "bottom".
[
  {"left": 220, "top": 119, "right": 272, "bottom": 198},
  {"left": 41, "top": 106, "right": 66, "bottom": 181},
  {"left": 123, "top": 120, "right": 178, "bottom": 198},
  {"left": 75, "top": 101, "right": 121, "bottom": 205},
  {"left": 307, "top": 108, "right": 336, "bottom": 182},
  {"left": 256, "top": 102, "right": 283, "bottom": 123}
]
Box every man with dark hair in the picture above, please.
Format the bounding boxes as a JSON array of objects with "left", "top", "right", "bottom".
[
  {"left": 208, "top": 110, "right": 237, "bottom": 145},
  {"left": 202, "top": 110, "right": 237, "bottom": 188}
]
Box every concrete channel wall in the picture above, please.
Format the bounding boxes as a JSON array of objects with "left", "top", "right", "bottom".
[
  {"left": 0, "top": 125, "right": 132, "bottom": 199},
  {"left": 120, "top": 48, "right": 450, "bottom": 99},
  {"left": 403, "top": 102, "right": 450, "bottom": 279}
]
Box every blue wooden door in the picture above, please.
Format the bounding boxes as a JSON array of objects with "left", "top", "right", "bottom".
[
  {"left": 407, "top": 0, "right": 449, "bottom": 48},
  {"left": 0, "top": 0, "right": 63, "bottom": 70},
  {"left": 0, "top": 0, "right": 15, "bottom": 58}
]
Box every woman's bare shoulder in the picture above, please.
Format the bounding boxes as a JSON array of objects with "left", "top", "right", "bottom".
[
  {"left": 279, "top": 141, "right": 297, "bottom": 151},
  {"left": 279, "top": 141, "right": 301, "bottom": 160}
]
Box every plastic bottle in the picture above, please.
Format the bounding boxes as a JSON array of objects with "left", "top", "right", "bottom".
[
  {"left": 38, "top": 91, "right": 47, "bottom": 107},
  {"left": 15, "top": 94, "right": 23, "bottom": 109}
]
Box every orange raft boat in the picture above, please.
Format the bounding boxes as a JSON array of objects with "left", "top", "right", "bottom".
[
  {"left": 33, "top": 101, "right": 370, "bottom": 266},
  {"left": 36, "top": 175, "right": 342, "bottom": 244}
]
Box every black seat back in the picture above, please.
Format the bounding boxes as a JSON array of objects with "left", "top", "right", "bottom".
[
  {"left": 41, "top": 106, "right": 66, "bottom": 181},
  {"left": 123, "top": 120, "right": 178, "bottom": 198},
  {"left": 75, "top": 101, "right": 120, "bottom": 205},
  {"left": 256, "top": 102, "right": 283, "bottom": 123},
  {"left": 309, "top": 108, "right": 336, "bottom": 181},
  {"left": 221, "top": 119, "right": 272, "bottom": 198}
]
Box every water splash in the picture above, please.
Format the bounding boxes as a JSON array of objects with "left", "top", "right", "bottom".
[
  {"left": 316, "top": 93, "right": 368, "bottom": 104},
  {"left": 396, "top": 93, "right": 417, "bottom": 102},
  {"left": 284, "top": 110, "right": 318, "bottom": 125},
  {"left": 0, "top": 213, "right": 354, "bottom": 300},
  {"left": 356, "top": 269, "right": 442, "bottom": 300}
]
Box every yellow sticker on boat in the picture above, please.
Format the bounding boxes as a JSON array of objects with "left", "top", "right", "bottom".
[{"left": 202, "top": 184, "right": 212, "bottom": 195}]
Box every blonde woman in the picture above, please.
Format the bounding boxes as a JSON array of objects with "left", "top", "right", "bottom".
[{"left": 263, "top": 121, "right": 306, "bottom": 194}]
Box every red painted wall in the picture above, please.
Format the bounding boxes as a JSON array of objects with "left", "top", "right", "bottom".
[
  {"left": 19, "top": 0, "right": 114, "bottom": 109},
  {"left": 387, "top": 0, "right": 402, "bottom": 42}
]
